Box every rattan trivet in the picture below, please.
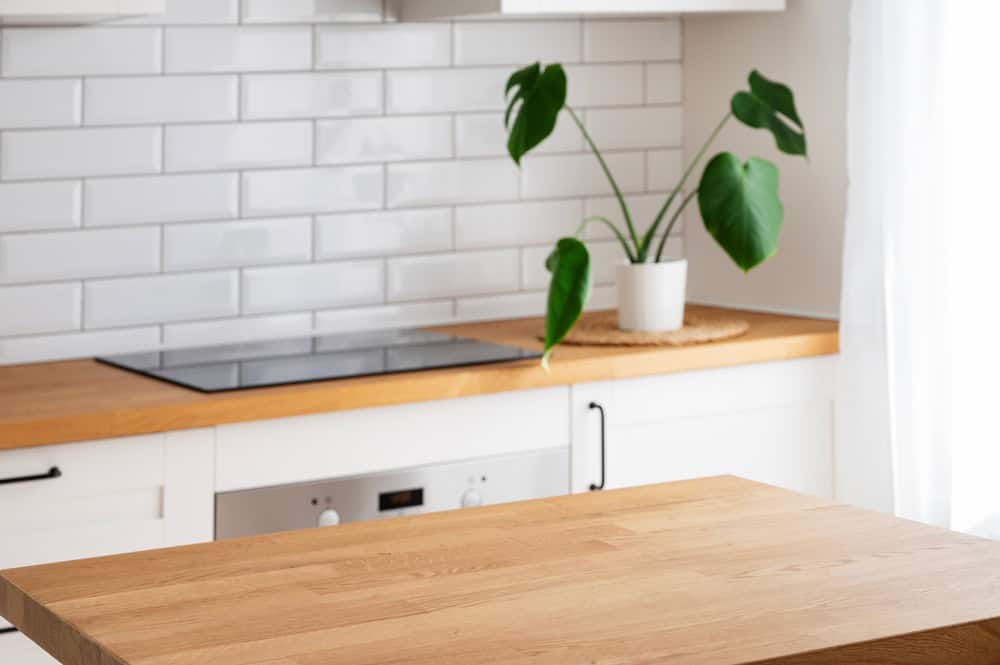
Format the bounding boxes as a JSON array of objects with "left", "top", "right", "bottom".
[{"left": 546, "top": 311, "right": 750, "bottom": 347}]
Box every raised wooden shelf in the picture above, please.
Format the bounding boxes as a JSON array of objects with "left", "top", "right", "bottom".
[
  {"left": 0, "top": 306, "right": 837, "bottom": 450},
  {"left": 3, "top": 476, "right": 1000, "bottom": 665}
]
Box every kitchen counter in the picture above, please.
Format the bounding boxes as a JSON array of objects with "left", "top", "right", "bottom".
[
  {"left": 3, "top": 476, "right": 999, "bottom": 665},
  {"left": 0, "top": 306, "right": 838, "bottom": 450}
]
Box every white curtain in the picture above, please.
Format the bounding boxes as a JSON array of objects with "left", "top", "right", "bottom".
[{"left": 838, "top": 0, "right": 1000, "bottom": 537}]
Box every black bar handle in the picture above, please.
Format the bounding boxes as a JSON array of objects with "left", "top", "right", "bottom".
[
  {"left": 589, "top": 402, "right": 606, "bottom": 491},
  {"left": 0, "top": 466, "right": 61, "bottom": 486},
  {"left": 0, "top": 626, "right": 18, "bottom": 635}
]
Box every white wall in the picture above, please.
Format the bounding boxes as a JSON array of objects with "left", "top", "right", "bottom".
[
  {"left": 0, "top": 1, "right": 685, "bottom": 365},
  {"left": 682, "top": 0, "right": 849, "bottom": 318}
]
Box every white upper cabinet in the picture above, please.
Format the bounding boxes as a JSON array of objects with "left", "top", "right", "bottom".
[
  {"left": 396, "top": 0, "right": 785, "bottom": 20},
  {"left": 0, "top": 0, "right": 164, "bottom": 25}
]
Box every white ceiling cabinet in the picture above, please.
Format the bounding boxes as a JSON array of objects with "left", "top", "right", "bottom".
[
  {"left": 0, "top": 0, "right": 164, "bottom": 25},
  {"left": 395, "top": 0, "right": 785, "bottom": 20}
]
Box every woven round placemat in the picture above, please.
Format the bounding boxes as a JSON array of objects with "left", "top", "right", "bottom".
[{"left": 549, "top": 311, "right": 750, "bottom": 347}]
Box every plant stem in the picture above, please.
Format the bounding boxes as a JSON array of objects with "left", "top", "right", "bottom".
[
  {"left": 574, "top": 215, "right": 636, "bottom": 263},
  {"left": 565, "top": 105, "right": 640, "bottom": 259},
  {"left": 654, "top": 189, "right": 698, "bottom": 263},
  {"left": 639, "top": 111, "right": 733, "bottom": 260}
]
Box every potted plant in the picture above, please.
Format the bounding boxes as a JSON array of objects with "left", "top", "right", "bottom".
[{"left": 504, "top": 64, "right": 807, "bottom": 367}]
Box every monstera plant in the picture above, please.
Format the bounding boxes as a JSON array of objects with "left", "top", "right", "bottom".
[{"left": 505, "top": 64, "right": 807, "bottom": 367}]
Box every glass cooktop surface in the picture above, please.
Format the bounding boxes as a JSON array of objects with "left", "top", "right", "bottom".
[{"left": 97, "top": 329, "right": 540, "bottom": 393}]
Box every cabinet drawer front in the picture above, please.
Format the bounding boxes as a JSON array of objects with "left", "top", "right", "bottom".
[
  {"left": 0, "top": 630, "right": 58, "bottom": 665},
  {"left": 216, "top": 387, "right": 571, "bottom": 492}
]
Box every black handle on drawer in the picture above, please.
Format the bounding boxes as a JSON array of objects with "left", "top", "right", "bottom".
[
  {"left": 0, "top": 626, "right": 18, "bottom": 635},
  {"left": 0, "top": 466, "right": 62, "bottom": 486},
  {"left": 589, "top": 402, "right": 606, "bottom": 491}
]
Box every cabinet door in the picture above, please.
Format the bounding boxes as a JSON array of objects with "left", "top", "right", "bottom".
[
  {"left": 571, "top": 356, "right": 835, "bottom": 497},
  {"left": 0, "top": 629, "right": 58, "bottom": 665}
]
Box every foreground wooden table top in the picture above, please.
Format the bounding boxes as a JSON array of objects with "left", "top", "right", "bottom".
[
  {"left": 0, "top": 306, "right": 837, "bottom": 450},
  {"left": 3, "top": 476, "right": 1000, "bottom": 665}
]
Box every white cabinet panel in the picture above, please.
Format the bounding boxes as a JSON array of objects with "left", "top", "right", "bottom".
[
  {"left": 0, "top": 1, "right": 164, "bottom": 24},
  {"left": 395, "top": 0, "right": 784, "bottom": 20},
  {"left": 0, "top": 630, "right": 58, "bottom": 665}
]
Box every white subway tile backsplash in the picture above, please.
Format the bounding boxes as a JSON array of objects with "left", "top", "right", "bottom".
[
  {"left": 85, "top": 173, "right": 239, "bottom": 226},
  {"left": 317, "top": 24, "right": 450, "bottom": 70},
  {"left": 0, "top": 228, "right": 159, "bottom": 285},
  {"left": 242, "top": 72, "right": 382, "bottom": 120},
  {"left": 387, "top": 68, "right": 509, "bottom": 114},
  {"left": 85, "top": 76, "right": 238, "bottom": 126},
  {"left": 646, "top": 63, "right": 683, "bottom": 104},
  {"left": 584, "top": 193, "right": 680, "bottom": 241},
  {"left": 455, "top": 112, "right": 581, "bottom": 158},
  {"left": 126, "top": 0, "right": 239, "bottom": 24},
  {"left": 1, "top": 28, "right": 162, "bottom": 77},
  {"left": 521, "top": 151, "right": 646, "bottom": 199},
  {"left": 163, "top": 313, "right": 312, "bottom": 347},
  {"left": 455, "top": 291, "right": 545, "bottom": 322},
  {"left": 522, "top": 239, "right": 623, "bottom": 290},
  {"left": 0, "top": 79, "right": 80, "bottom": 129},
  {"left": 166, "top": 122, "right": 313, "bottom": 172},
  {"left": 0, "top": 327, "right": 160, "bottom": 366},
  {"left": 647, "top": 149, "right": 684, "bottom": 190},
  {"left": 317, "top": 116, "right": 452, "bottom": 165},
  {"left": 242, "top": 260, "right": 384, "bottom": 314},
  {"left": 242, "top": 166, "right": 383, "bottom": 217},
  {"left": 242, "top": 0, "right": 383, "bottom": 23},
  {"left": 455, "top": 200, "right": 582, "bottom": 249},
  {"left": 0, "top": 181, "right": 81, "bottom": 233},
  {"left": 315, "top": 301, "right": 453, "bottom": 334},
  {"left": 388, "top": 250, "right": 519, "bottom": 302},
  {"left": 164, "top": 218, "right": 312, "bottom": 271},
  {"left": 0, "top": 283, "right": 80, "bottom": 337},
  {"left": 583, "top": 19, "right": 681, "bottom": 63},
  {"left": 316, "top": 208, "right": 453, "bottom": 259},
  {"left": 564, "top": 64, "right": 644, "bottom": 108},
  {"left": 454, "top": 20, "right": 581, "bottom": 66},
  {"left": 165, "top": 27, "right": 312, "bottom": 73},
  {"left": 2, "top": 127, "right": 161, "bottom": 180},
  {"left": 85, "top": 272, "right": 239, "bottom": 328},
  {"left": 585, "top": 106, "right": 683, "bottom": 150},
  {"left": 388, "top": 159, "right": 519, "bottom": 207}
]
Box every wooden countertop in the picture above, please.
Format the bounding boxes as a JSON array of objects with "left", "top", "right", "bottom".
[
  {"left": 0, "top": 306, "right": 838, "bottom": 450},
  {"left": 3, "top": 476, "right": 1000, "bottom": 665}
]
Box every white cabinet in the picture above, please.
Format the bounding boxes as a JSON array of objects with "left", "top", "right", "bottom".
[
  {"left": 570, "top": 357, "right": 836, "bottom": 498},
  {"left": 0, "top": 0, "right": 163, "bottom": 25},
  {"left": 395, "top": 0, "right": 785, "bottom": 20}
]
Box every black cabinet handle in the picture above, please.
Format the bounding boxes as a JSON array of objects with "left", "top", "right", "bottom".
[
  {"left": 0, "top": 626, "right": 17, "bottom": 635},
  {"left": 0, "top": 466, "right": 61, "bottom": 486},
  {"left": 589, "top": 402, "right": 606, "bottom": 491}
]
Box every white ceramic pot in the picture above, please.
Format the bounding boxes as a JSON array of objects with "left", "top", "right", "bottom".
[{"left": 616, "top": 259, "right": 688, "bottom": 332}]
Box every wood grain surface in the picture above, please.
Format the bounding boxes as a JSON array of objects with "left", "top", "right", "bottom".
[
  {"left": 0, "top": 306, "right": 838, "bottom": 450},
  {"left": 3, "top": 477, "right": 1000, "bottom": 665}
]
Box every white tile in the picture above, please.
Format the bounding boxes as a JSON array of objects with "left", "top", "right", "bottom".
[
  {"left": 166, "top": 122, "right": 312, "bottom": 172},
  {"left": 242, "top": 260, "right": 384, "bottom": 314},
  {"left": 387, "top": 68, "right": 508, "bottom": 114},
  {"left": 0, "top": 79, "right": 80, "bottom": 129},
  {"left": 85, "top": 173, "right": 238, "bottom": 226},
  {"left": 0, "top": 327, "right": 159, "bottom": 366},
  {"left": 2, "top": 127, "right": 161, "bottom": 180},
  {"left": 521, "top": 151, "right": 645, "bottom": 199},
  {"left": 242, "top": 167, "right": 383, "bottom": 217},
  {"left": 646, "top": 62, "right": 683, "bottom": 104},
  {"left": 583, "top": 19, "right": 681, "bottom": 63},
  {"left": 387, "top": 250, "right": 519, "bottom": 302},
  {"left": 315, "top": 301, "right": 453, "bottom": 334},
  {"left": 585, "top": 106, "right": 682, "bottom": 150},
  {"left": 584, "top": 193, "right": 681, "bottom": 242},
  {"left": 316, "top": 208, "right": 453, "bottom": 259},
  {"left": 564, "top": 64, "right": 644, "bottom": 108},
  {"left": 587, "top": 284, "right": 618, "bottom": 311},
  {"left": 455, "top": 112, "right": 581, "bottom": 158},
  {"left": 522, "top": 239, "right": 624, "bottom": 290},
  {"left": 456, "top": 291, "right": 545, "bottom": 322},
  {"left": 163, "top": 312, "right": 313, "bottom": 347},
  {"left": 317, "top": 24, "right": 450, "bottom": 69},
  {"left": 125, "top": 0, "right": 239, "bottom": 24},
  {"left": 85, "top": 76, "right": 238, "bottom": 126},
  {"left": 454, "top": 20, "right": 580, "bottom": 65},
  {"left": 0, "top": 283, "right": 80, "bottom": 336},
  {"left": 1, "top": 28, "right": 162, "bottom": 77},
  {"left": 85, "top": 272, "right": 239, "bottom": 328},
  {"left": 388, "top": 159, "right": 518, "bottom": 207},
  {"left": 165, "top": 26, "right": 312, "bottom": 73},
  {"left": 0, "top": 181, "right": 81, "bottom": 233},
  {"left": 0, "top": 228, "right": 159, "bottom": 285},
  {"left": 242, "top": 0, "right": 382, "bottom": 23},
  {"left": 647, "top": 149, "right": 684, "bottom": 190},
  {"left": 242, "top": 72, "right": 382, "bottom": 120},
  {"left": 164, "top": 217, "right": 312, "bottom": 271},
  {"left": 316, "top": 116, "right": 452, "bottom": 165},
  {"left": 455, "top": 200, "right": 582, "bottom": 249}
]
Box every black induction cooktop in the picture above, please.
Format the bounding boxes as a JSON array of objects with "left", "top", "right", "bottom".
[{"left": 97, "top": 329, "right": 540, "bottom": 393}]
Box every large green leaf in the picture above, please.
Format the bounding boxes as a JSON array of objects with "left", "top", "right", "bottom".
[
  {"left": 542, "top": 237, "right": 591, "bottom": 369},
  {"left": 731, "top": 70, "right": 807, "bottom": 156},
  {"left": 505, "top": 62, "right": 567, "bottom": 165},
  {"left": 698, "top": 152, "right": 783, "bottom": 272}
]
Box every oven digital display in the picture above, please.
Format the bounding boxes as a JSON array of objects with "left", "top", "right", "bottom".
[{"left": 379, "top": 488, "right": 424, "bottom": 512}]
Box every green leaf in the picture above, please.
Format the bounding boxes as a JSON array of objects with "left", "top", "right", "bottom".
[
  {"left": 542, "top": 237, "right": 591, "bottom": 369},
  {"left": 505, "top": 62, "right": 567, "bottom": 165},
  {"left": 698, "top": 152, "right": 783, "bottom": 272},
  {"left": 731, "top": 70, "right": 807, "bottom": 156}
]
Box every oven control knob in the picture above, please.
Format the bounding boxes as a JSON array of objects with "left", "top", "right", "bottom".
[
  {"left": 461, "top": 489, "right": 483, "bottom": 508},
  {"left": 318, "top": 508, "right": 341, "bottom": 527}
]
